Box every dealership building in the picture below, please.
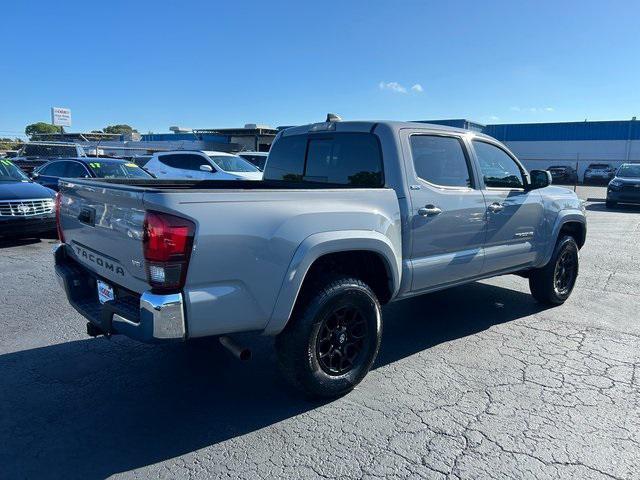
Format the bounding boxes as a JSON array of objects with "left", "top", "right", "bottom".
[{"left": 423, "top": 118, "right": 640, "bottom": 179}]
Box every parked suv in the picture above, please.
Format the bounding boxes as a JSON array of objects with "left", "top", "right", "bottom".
[
  {"left": 143, "top": 150, "right": 262, "bottom": 180},
  {"left": 54, "top": 119, "right": 586, "bottom": 398},
  {"left": 606, "top": 163, "right": 640, "bottom": 208},
  {"left": 12, "top": 142, "right": 86, "bottom": 174},
  {"left": 547, "top": 165, "right": 578, "bottom": 185},
  {"left": 584, "top": 163, "right": 615, "bottom": 184}
]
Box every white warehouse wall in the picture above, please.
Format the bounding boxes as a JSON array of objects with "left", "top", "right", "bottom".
[{"left": 503, "top": 140, "right": 640, "bottom": 178}]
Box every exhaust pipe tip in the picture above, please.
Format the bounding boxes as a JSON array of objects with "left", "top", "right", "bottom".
[{"left": 219, "top": 336, "right": 251, "bottom": 361}]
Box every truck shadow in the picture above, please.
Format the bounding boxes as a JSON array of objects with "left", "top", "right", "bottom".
[
  {"left": 0, "top": 281, "right": 547, "bottom": 479},
  {"left": 585, "top": 202, "right": 640, "bottom": 213}
]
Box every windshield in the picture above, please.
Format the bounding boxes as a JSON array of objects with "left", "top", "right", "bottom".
[
  {"left": 589, "top": 164, "right": 610, "bottom": 169},
  {"left": 617, "top": 164, "right": 640, "bottom": 178},
  {"left": 240, "top": 154, "right": 267, "bottom": 171},
  {"left": 87, "top": 161, "right": 153, "bottom": 179},
  {"left": 0, "top": 159, "right": 29, "bottom": 181},
  {"left": 21, "top": 144, "right": 80, "bottom": 158},
  {"left": 208, "top": 155, "right": 259, "bottom": 173}
]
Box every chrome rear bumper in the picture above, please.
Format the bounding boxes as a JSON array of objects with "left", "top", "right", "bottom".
[{"left": 53, "top": 243, "right": 186, "bottom": 342}]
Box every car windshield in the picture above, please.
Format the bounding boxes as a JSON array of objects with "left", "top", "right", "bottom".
[
  {"left": 590, "top": 164, "right": 610, "bottom": 169},
  {"left": 617, "top": 164, "right": 640, "bottom": 178},
  {"left": 208, "top": 155, "right": 259, "bottom": 173},
  {"left": 21, "top": 144, "right": 79, "bottom": 158},
  {"left": 240, "top": 154, "right": 267, "bottom": 171},
  {"left": 87, "top": 161, "right": 153, "bottom": 179},
  {"left": 0, "top": 159, "right": 29, "bottom": 181}
]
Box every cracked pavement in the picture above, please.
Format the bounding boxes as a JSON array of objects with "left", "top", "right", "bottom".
[{"left": 0, "top": 199, "right": 639, "bottom": 479}]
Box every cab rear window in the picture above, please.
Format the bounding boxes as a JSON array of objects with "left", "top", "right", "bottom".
[{"left": 264, "top": 133, "right": 383, "bottom": 187}]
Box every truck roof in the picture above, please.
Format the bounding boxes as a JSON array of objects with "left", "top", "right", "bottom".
[{"left": 280, "top": 120, "right": 496, "bottom": 140}]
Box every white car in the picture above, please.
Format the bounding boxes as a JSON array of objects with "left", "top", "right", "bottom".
[{"left": 143, "top": 150, "right": 263, "bottom": 180}]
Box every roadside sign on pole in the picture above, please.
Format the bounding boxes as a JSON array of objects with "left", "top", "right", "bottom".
[{"left": 51, "top": 107, "right": 72, "bottom": 127}]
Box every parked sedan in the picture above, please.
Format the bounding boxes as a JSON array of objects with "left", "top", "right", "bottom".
[
  {"left": 606, "top": 163, "right": 640, "bottom": 208},
  {"left": 547, "top": 165, "right": 578, "bottom": 185},
  {"left": 143, "top": 150, "right": 263, "bottom": 180},
  {"left": 32, "top": 158, "right": 153, "bottom": 191},
  {"left": 0, "top": 159, "right": 56, "bottom": 238},
  {"left": 584, "top": 163, "right": 615, "bottom": 185}
]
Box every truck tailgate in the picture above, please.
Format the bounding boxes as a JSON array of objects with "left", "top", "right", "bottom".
[{"left": 58, "top": 180, "right": 149, "bottom": 293}]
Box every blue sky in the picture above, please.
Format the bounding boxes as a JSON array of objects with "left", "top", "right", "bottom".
[{"left": 2, "top": 0, "right": 639, "bottom": 137}]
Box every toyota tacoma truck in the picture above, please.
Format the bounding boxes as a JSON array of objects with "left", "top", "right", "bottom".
[{"left": 53, "top": 119, "right": 586, "bottom": 398}]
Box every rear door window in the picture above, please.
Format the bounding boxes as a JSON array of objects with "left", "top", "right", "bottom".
[
  {"left": 264, "top": 133, "right": 383, "bottom": 187},
  {"left": 40, "top": 162, "right": 67, "bottom": 177},
  {"left": 159, "top": 154, "right": 213, "bottom": 172},
  {"left": 65, "top": 162, "right": 90, "bottom": 177},
  {"left": 410, "top": 135, "right": 472, "bottom": 188}
]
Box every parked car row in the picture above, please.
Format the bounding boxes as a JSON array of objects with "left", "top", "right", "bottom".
[{"left": 544, "top": 163, "right": 617, "bottom": 185}]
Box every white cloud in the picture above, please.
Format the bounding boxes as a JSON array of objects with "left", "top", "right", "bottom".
[
  {"left": 411, "top": 83, "right": 424, "bottom": 93},
  {"left": 489, "top": 115, "right": 500, "bottom": 121},
  {"left": 379, "top": 81, "right": 407, "bottom": 94},
  {"left": 511, "top": 105, "right": 555, "bottom": 114}
]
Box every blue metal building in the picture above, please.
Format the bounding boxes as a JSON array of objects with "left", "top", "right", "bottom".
[{"left": 484, "top": 119, "right": 640, "bottom": 142}]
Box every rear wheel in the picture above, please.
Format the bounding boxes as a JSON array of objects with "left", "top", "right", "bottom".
[
  {"left": 276, "top": 276, "right": 382, "bottom": 398},
  {"left": 529, "top": 235, "right": 579, "bottom": 305}
]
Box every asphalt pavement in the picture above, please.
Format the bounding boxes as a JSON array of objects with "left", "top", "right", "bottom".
[{"left": 0, "top": 192, "right": 638, "bottom": 480}]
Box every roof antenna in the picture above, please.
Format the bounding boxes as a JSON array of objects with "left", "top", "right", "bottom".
[{"left": 326, "top": 113, "right": 342, "bottom": 122}]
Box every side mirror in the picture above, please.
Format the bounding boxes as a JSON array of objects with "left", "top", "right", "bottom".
[
  {"left": 529, "top": 170, "right": 552, "bottom": 190},
  {"left": 199, "top": 164, "right": 213, "bottom": 172}
]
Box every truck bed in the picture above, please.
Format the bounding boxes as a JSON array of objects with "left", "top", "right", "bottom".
[{"left": 57, "top": 178, "right": 402, "bottom": 338}]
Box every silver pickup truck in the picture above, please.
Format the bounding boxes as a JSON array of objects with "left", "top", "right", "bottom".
[{"left": 54, "top": 119, "right": 586, "bottom": 397}]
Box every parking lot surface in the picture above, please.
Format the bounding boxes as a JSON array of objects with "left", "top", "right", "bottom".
[{"left": 1, "top": 198, "right": 639, "bottom": 479}]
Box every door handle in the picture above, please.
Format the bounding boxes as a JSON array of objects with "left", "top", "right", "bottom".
[
  {"left": 488, "top": 202, "right": 504, "bottom": 213},
  {"left": 418, "top": 205, "right": 442, "bottom": 217}
]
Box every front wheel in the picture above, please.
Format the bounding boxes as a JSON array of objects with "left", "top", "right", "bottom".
[
  {"left": 276, "top": 276, "right": 382, "bottom": 398},
  {"left": 529, "top": 235, "right": 579, "bottom": 305},
  {"left": 605, "top": 200, "right": 617, "bottom": 209}
]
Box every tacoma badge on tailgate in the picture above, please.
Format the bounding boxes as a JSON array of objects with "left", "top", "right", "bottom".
[{"left": 73, "top": 244, "right": 125, "bottom": 277}]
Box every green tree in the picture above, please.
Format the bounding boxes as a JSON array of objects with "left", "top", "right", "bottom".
[
  {"left": 25, "top": 122, "right": 61, "bottom": 139},
  {"left": 102, "top": 124, "right": 138, "bottom": 135}
]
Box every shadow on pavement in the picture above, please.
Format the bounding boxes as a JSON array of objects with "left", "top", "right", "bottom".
[
  {"left": 0, "top": 281, "right": 547, "bottom": 479},
  {"left": 0, "top": 237, "right": 43, "bottom": 249},
  {"left": 585, "top": 202, "right": 640, "bottom": 212}
]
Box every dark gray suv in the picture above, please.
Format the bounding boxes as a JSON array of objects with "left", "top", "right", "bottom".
[{"left": 606, "top": 163, "right": 640, "bottom": 208}]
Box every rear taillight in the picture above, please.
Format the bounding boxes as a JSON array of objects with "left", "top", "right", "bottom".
[
  {"left": 143, "top": 211, "right": 195, "bottom": 291},
  {"left": 55, "top": 193, "right": 64, "bottom": 243}
]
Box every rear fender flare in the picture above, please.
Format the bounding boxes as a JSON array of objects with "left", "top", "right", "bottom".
[{"left": 262, "top": 230, "right": 401, "bottom": 336}]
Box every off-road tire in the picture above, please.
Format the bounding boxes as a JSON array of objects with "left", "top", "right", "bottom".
[
  {"left": 529, "top": 235, "right": 579, "bottom": 305},
  {"left": 276, "top": 276, "right": 382, "bottom": 398}
]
